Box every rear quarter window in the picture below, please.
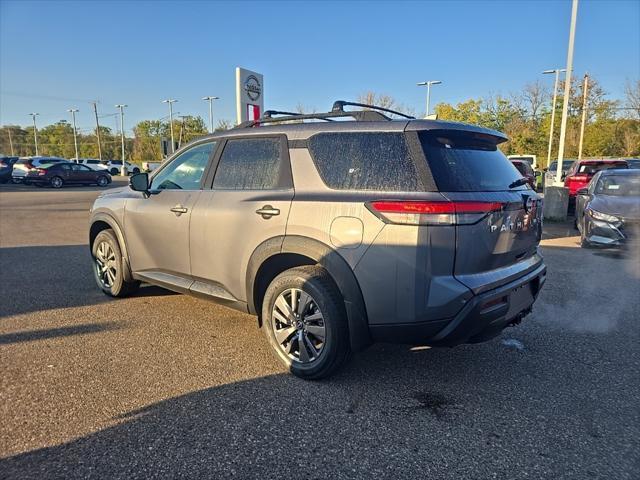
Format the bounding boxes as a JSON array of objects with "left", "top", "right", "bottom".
[{"left": 307, "top": 132, "right": 421, "bottom": 191}]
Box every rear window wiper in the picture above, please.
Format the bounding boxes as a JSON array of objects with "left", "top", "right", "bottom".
[{"left": 509, "top": 178, "right": 529, "bottom": 189}]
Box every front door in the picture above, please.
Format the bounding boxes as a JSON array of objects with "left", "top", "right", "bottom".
[
  {"left": 124, "top": 141, "right": 217, "bottom": 284},
  {"left": 190, "top": 136, "right": 294, "bottom": 302},
  {"left": 71, "top": 163, "right": 95, "bottom": 183}
]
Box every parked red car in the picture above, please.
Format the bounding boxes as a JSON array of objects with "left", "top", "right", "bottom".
[
  {"left": 510, "top": 159, "right": 536, "bottom": 190},
  {"left": 564, "top": 159, "right": 628, "bottom": 197}
]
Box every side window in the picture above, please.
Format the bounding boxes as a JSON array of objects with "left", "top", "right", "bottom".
[
  {"left": 213, "top": 138, "right": 283, "bottom": 190},
  {"left": 151, "top": 142, "right": 216, "bottom": 190},
  {"left": 60, "top": 164, "right": 72, "bottom": 170},
  {"left": 308, "top": 132, "right": 421, "bottom": 191}
]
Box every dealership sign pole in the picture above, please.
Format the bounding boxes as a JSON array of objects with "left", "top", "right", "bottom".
[{"left": 236, "top": 67, "right": 263, "bottom": 125}]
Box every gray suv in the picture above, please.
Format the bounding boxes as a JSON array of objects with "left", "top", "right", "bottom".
[{"left": 89, "top": 101, "right": 546, "bottom": 379}]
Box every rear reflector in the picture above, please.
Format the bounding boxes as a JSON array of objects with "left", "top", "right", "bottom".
[{"left": 368, "top": 200, "right": 504, "bottom": 226}]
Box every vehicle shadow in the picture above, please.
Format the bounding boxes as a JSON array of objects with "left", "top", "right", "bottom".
[
  {"left": 0, "top": 321, "right": 123, "bottom": 345},
  {"left": 1, "top": 244, "right": 638, "bottom": 478},
  {"left": 0, "top": 245, "right": 176, "bottom": 318}
]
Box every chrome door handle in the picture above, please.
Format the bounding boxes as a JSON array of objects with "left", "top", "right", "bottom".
[
  {"left": 256, "top": 205, "right": 280, "bottom": 219},
  {"left": 170, "top": 205, "right": 188, "bottom": 216}
]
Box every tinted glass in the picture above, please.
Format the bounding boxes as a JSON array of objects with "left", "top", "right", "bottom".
[
  {"left": 60, "top": 164, "right": 72, "bottom": 170},
  {"left": 512, "top": 162, "right": 533, "bottom": 176},
  {"left": 308, "top": 132, "right": 420, "bottom": 191},
  {"left": 213, "top": 138, "right": 282, "bottom": 190},
  {"left": 577, "top": 162, "right": 627, "bottom": 175},
  {"left": 72, "top": 164, "right": 91, "bottom": 171},
  {"left": 595, "top": 174, "right": 640, "bottom": 196},
  {"left": 151, "top": 142, "right": 215, "bottom": 190},
  {"left": 420, "top": 132, "right": 523, "bottom": 192}
]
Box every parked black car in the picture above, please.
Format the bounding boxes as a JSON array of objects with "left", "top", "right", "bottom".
[
  {"left": 25, "top": 162, "right": 112, "bottom": 188},
  {"left": 575, "top": 169, "right": 640, "bottom": 248},
  {"left": 0, "top": 156, "right": 19, "bottom": 183}
]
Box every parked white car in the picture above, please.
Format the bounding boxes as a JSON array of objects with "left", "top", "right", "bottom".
[
  {"left": 74, "top": 159, "right": 110, "bottom": 171},
  {"left": 12, "top": 157, "right": 68, "bottom": 183},
  {"left": 142, "top": 161, "right": 162, "bottom": 173},
  {"left": 101, "top": 160, "right": 140, "bottom": 176}
]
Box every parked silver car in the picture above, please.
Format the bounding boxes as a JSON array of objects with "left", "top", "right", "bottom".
[{"left": 89, "top": 101, "right": 546, "bottom": 379}]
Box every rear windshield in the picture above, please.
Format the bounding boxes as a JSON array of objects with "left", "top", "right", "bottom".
[
  {"left": 595, "top": 174, "right": 640, "bottom": 196},
  {"left": 578, "top": 162, "right": 627, "bottom": 175},
  {"left": 513, "top": 162, "right": 533, "bottom": 176},
  {"left": 419, "top": 132, "right": 524, "bottom": 192},
  {"left": 308, "top": 132, "right": 422, "bottom": 191}
]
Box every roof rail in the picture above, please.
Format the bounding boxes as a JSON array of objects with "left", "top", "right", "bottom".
[
  {"left": 332, "top": 100, "right": 415, "bottom": 120},
  {"left": 235, "top": 100, "right": 414, "bottom": 129}
]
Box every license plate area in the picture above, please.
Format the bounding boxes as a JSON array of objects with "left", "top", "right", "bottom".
[{"left": 506, "top": 282, "right": 534, "bottom": 319}]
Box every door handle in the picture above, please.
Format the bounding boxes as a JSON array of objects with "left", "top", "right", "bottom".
[
  {"left": 170, "top": 205, "right": 188, "bottom": 216},
  {"left": 256, "top": 205, "right": 280, "bottom": 219}
]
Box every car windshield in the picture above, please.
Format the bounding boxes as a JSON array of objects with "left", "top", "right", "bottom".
[
  {"left": 549, "top": 160, "right": 575, "bottom": 171},
  {"left": 419, "top": 132, "right": 524, "bottom": 191},
  {"left": 578, "top": 162, "right": 627, "bottom": 175},
  {"left": 595, "top": 174, "right": 640, "bottom": 196}
]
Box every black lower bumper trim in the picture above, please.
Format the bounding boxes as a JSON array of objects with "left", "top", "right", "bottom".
[{"left": 369, "top": 263, "right": 547, "bottom": 346}]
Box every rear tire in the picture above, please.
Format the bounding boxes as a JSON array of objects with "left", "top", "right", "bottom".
[
  {"left": 92, "top": 229, "right": 140, "bottom": 297},
  {"left": 110, "top": 167, "right": 119, "bottom": 175},
  {"left": 262, "top": 266, "right": 351, "bottom": 380},
  {"left": 49, "top": 176, "right": 63, "bottom": 188}
]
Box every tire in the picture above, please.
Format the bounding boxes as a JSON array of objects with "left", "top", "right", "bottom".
[
  {"left": 11, "top": 177, "right": 21, "bottom": 184},
  {"left": 50, "top": 176, "right": 63, "bottom": 188},
  {"left": 96, "top": 175, "right": 109, "bottom": 187},
  {"left": 92, "top": 229, "right": 140, "bottom": 297},
  {"left": 132, "top": 168, "right": 140, "bottom": 174},
  {"left": 110, "top": 168, "right": 119, "bottom": 175},
  {"left": 262, "top": 265, "right": 351, "bottom": 380}
]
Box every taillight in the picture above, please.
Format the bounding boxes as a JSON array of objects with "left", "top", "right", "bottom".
[
  {"left": 367, "top": 200, "right": 504, "bottom": 226},
  {"left": 565, "top": 174, "right": 589, "bottom": 186}
]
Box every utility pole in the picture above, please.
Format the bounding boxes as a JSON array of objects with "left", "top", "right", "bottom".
[
  {"left": 7, "top": 127, "right": 14, "bottom": 156},
  {"left": 29, "top": 113, "right": 39, "bottom": 156},
  {"left": 578, "top": 73, "right": 589, "bottom": 160},
  {"left": 543, "top": 68, "right": 566, "bottom": 169},
  {"left": 417, "top": 80, "right": 442, "bottom": 117},
  {"left": 555, "top": 0, "right": 579, "bottom": 185},
  {"left": 202, "top": 96, "right": 219, "bottom": 133},
  {"left": 67, "top": 108, "right": 79, "bottom": 160},
  {"left": 162, "top": 99, "right": 178, "bottom": 153},
  {"left": 91, "top": 102, "right": 103, "bottom": 161},
  {"left": 115, "top": 104, "right": 128, "bottom": 175}
]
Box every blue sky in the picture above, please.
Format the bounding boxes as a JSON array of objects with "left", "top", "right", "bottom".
[{"left": 1, "top": 0, "right": 638, "bottom": 133}]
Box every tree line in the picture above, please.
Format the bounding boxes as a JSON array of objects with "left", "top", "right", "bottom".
[{"left": 1, "top": 77, "right": 638, "bottom": 167}]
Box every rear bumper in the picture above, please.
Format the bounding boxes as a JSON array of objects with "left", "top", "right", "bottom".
[{"left": 369, "top": 263, "right": 546, "bottom": 346}]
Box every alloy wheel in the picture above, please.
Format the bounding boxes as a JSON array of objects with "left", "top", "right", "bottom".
[
  {"left": 51, "top": 177, "right": 62, "bottom": 188},
  {"left": 95, "top": 241, "right": 117, "bottom": 288},
  {"left": 272, "top": 288, "right": 326, "bottom": 364}
]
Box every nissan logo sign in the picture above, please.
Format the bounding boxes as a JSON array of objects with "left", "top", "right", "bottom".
[{"left": 244, "top": 75, "right": 261, "bottom": 102}]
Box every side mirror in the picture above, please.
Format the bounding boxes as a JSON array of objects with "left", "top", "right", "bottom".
[
  {"left": 129, "top": 172, "right": 149, "bottom": 194},
  {"left": 577, "top": 188, "right": 589, "bottom": 196}
]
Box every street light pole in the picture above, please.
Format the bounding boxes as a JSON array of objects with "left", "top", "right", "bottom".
[
  {"left": 543, "top": 68, "right": 566, "bottom": 169},
  {"left": 555, "top": 0, "right": 579, "bottom": 185},
  {"left": 578, "top": 73, "right": 589, "bottom": 160},
  {"left": 67, "top": 108, "right": 79, "bottom": 161},
  {"left": 115, "top": 104, "right": 128, "bottom": 175},
  {"left": 162, "top": 99, "right": 178, "bottom": 153},
  {"left": 29, "top": 113, "right": 39, "bottom": 156},
  {"left": 417, "top": 80, "right": 442, "bottom": 117},
  {"left": 202, "top": 96, "right": 219, "bottom": 133}
]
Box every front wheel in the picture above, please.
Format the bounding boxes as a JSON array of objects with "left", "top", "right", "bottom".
[
  {"left": 262, "top": 266, "right": 351, "bottom": 380},
  {"left": 50, "top": 176, "right": 63, "bottom": 188},
  {"left": 96, "top": 175, "right": 109, "bottom": 187},
  {"left": 92, "top": 229, "right": 140, "bottom": 297}
]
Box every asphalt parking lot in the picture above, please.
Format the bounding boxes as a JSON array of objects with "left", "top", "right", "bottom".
[{"left": 0, "top": 180, "right": 638, "bottom": 479}]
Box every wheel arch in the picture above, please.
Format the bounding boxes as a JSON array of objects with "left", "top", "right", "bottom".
[
  {"left": 247, "top": 235, "right": 371, "bottom": 352},
  {"left": 89, "top": 213, "right": 134, "bottom": 282}
]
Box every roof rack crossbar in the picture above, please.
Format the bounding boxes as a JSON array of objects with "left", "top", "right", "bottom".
[
  {"left": 235, "top": 99, "right": 413, "bottom": 128},
  {"left": 332, "top": 100, "right": 415, "bottom": 119}
]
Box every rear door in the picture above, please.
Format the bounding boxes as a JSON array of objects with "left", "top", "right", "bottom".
[
  {"left": 124, "top": 141, "right": 217, "bottom": 284},
  {"left": 189, "top": 136, "right": 294, "bottom": 303},
  {"left": 418, "top": 131, "right": 542, "bottom": 293}
]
